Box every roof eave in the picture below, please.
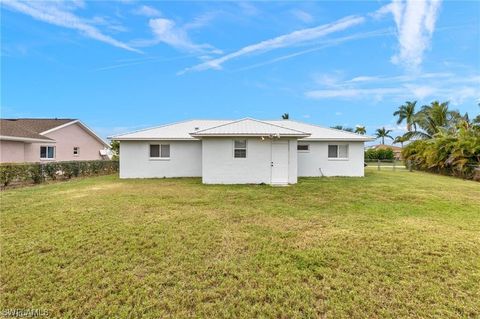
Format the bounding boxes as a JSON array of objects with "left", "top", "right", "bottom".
[{"left": 0, "top": 135, "right": 55, "bottom": 143}]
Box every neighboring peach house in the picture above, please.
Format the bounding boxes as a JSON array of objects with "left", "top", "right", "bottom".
[
  {"left": 370, "top": 144, "right": 403, "bottom": 160},
  {"left": 0, "top": 118, "right": 110, "bottom": 163}
]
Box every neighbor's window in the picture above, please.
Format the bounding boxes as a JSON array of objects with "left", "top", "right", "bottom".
[
  {"left": 150, "top": 144, "right": 170, "bottom": 159},
  {"left": 73, "top": 146, "right": 80, "bottom": 156},
  {"left": 234, "top": 140, "right": 247, "bottom": 158},
  {"left": 328, "top": 144, "right": 349, "bottom": 159},
  {"left": 40, "top": 146, "right": 55, "bottom": 159},
  {"left": 297, "top": 144, "right": 309, "bottom": 152}
]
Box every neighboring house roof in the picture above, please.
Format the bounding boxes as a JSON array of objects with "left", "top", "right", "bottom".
[
  {"left": 0, "top": 119, "right": 54, "bottom": 142},
  {"left": 370, "top": 144, "right": 403, "bottom": 151},
  {"left": 0, "top": 118, "right": 110, "bottom": 147},
  {"left": 190, "top": 118, "right": 310, "bottom": 137},
  {"left": 110, "top": 118, "right": 375, "bottom": 141}
]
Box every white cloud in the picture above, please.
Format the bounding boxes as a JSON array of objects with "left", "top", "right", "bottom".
[
  {"left": 131, "top": 15, "right": 220, "bottom": 54},
  {"left": 143, "top": 18, "right": 219, "bottom": 53},
  {"left": 184, "top": 11, "right": 218, "bottom": 30},
  {"left": 237, "top": 2, "right": 259, "bottom": 16},
  {"left": 304, "top": 72, "right": 480, "bottom": 104},
  {"left": 404, "top": 84, "right": 436, "bottom": 99},
  {"left": 132, "top": 5, "right": 161, "bottom": 17},
  {"left": 180, "top": 15, "right": 365, "bottom": 74},
  {"left": 306, "top": 87, "right": 402, "bottom": 99},
  {"left": 2, "top": 0, "right": 140, "bottom": 53},
  {"left": 375, "top": 0, "right": 442, "bottom": 70},
  {"left": 291, "top": 9, "right": 314, "bottom": 24}
]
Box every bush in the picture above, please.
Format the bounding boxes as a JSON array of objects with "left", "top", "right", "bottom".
[
  {"left": 402, "top": 128, "right": 480, "bottom": 179},
  {"left": 0, "top": 160, "right": 119, "bottom": 188},
  {"left": 365, "top": 148, "right": 395, "bottom": 160}
]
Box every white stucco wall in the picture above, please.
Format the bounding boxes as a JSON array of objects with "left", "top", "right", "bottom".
[
  {"left": 119, "top": 140, "right": 202, "bottom": 178},
  {"left": 297, "top": 141, "right": 365, "bottom": 177},
  {"left": 202, "top": 137, "right": 297, "bottom": 184}
]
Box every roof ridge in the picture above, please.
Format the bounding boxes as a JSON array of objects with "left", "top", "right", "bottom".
[
  {"left": 191, "top": 118, "right": 250, "bottom": 134},
  {"left": 192, "top": 118, "right": 309, "bottom": 135}
]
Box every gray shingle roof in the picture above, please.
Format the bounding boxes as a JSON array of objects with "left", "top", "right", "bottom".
[{"left": 0, "top": 118, "right": 76, "bottom": 141}]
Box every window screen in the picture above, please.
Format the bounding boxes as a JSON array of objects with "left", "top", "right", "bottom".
[
  {"left": 40, "top": 146, "right": 55, "bottom": 159},
  {"left": 328, "top": 145, "right": 338, "bottom": 158},
  {"left": 328, "top": 144, "right": 349, "bottom": 158},
  {"left": 160, "top": 144, "right": 170, "bottom": 158},
  {"left": 338, "top": 145, "right": 348, "bottom": 158},
  {"left": 234, "top": 140, "right": 247, "bottom": 158},
  {"left": 297, "top": 144, "right": 309, "bottom": 151},
  {"left": 150, "top": 145, "right": 160, "bottom": 157}
]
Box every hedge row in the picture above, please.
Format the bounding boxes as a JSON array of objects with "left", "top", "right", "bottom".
[
  {"left": 0, "top": 160, "right": 119, "bottom": 187},
  {"left": 364, "top": 148, "right": 395, "bottom": 160}
]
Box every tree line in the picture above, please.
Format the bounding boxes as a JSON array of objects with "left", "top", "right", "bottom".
[
  {"left": 393, "top": 101, "right": 479, "bottom": 179},
  {"left": 282, "top": 101, "right": 480, "bottom": 179}
]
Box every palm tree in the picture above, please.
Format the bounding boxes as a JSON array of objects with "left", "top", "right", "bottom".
[
  {"left": 281, "top": 113, "right": 289, "bottom": 120},
  {"left": 375, "top": 127, "right": 394, "bottom": 144},
  {"left": 393, "top": 135, "right": 408, "bottom": 147},
  {"left": 393, "top": 101, "right": 417, "bottom": 132},
  {"left": 355, "top": 126, "right": 366, "bottom": 135},
  {"left": 405, "top": 101, "right": 457, "bottom": 140}
]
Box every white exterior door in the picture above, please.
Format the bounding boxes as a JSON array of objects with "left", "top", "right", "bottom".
[{"left": 271, "top": 141, "right": 289, "bottom": 185}]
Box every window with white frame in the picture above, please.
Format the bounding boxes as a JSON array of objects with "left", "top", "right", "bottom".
[
  {"left": 297, "top": 144, "right": 309, "bottom": 152},
  {"left": 328, "top": 144, "right": 349, "bottom": 159},
  {"left": 73, "top": 146, "right": 80, "bottom": 156},
  {"left": 234, "top": 140, "right": 247, "bottom": 158},
  {"left": 150, "top": 144, "right": 170, "bottom": 159},
  {"left": 40, "top": 146, "right": 55, "bottom": 159}
]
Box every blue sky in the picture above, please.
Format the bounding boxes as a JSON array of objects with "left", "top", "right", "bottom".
[{"left": 1, "top": 0, "right": 479, "bottom": 141}]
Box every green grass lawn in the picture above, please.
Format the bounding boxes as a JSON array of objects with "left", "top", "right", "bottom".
[{"left": 1, "top": 170, "right": 479, "bottom": 318}]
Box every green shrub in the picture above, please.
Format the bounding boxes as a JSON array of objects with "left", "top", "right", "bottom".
[
  {"left": 402, "top": 127, "right": 480, "bottom": 179},
  {"left": 43, "top": 162, "right": 59, "bottom": 180},
  {"left": 0, "top": 160, "right": 119, "bottom": 188},
  {"left": 365, "top": 148, "right": 395, "bottom": 160},
  {"left": 28, "top": 165, "right": 44, "bottom": 184}
]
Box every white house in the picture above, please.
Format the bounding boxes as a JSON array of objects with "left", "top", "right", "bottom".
[{"left": 110, "top": 118, "right": 374, "bottom": 185}]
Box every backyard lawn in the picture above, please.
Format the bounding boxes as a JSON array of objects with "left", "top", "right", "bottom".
[{"left": 1, "top": 170, "right": 479, "bottom": 318}]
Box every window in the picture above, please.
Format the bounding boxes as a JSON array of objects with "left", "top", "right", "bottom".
[
  {"left": 234, "top": 140, "right": 247, "bottom": 158},
  {"left": 150, "top": 144, "right": 170, "bottom": 159},
  {"left": 297, "top": 144, "right": 309, "bottom": 152},
  {"left": 40, "top": 146, "right": 55, "bottom": 159},
  {"left": 328, "top": 144, "right": 349, "bottom": 159},
  {"left": 73, "top": 147, "right": 80, "bottom": 156}
]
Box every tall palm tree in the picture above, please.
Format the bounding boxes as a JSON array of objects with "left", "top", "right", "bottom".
[
  {"left": 375, "top": 127, "right": 394, "bottom": 144},
  {"left": 405, "top": 101, "right": 457, "bottom": 140},
  {"left": 355, "top": 126, "right": 366, "bottom": 135},
  {"left": 393, "top": 101, "right": 417, "bottom": 132},
  {"left": 281, "top": 113, "right": 289, "bottom": 120}
]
